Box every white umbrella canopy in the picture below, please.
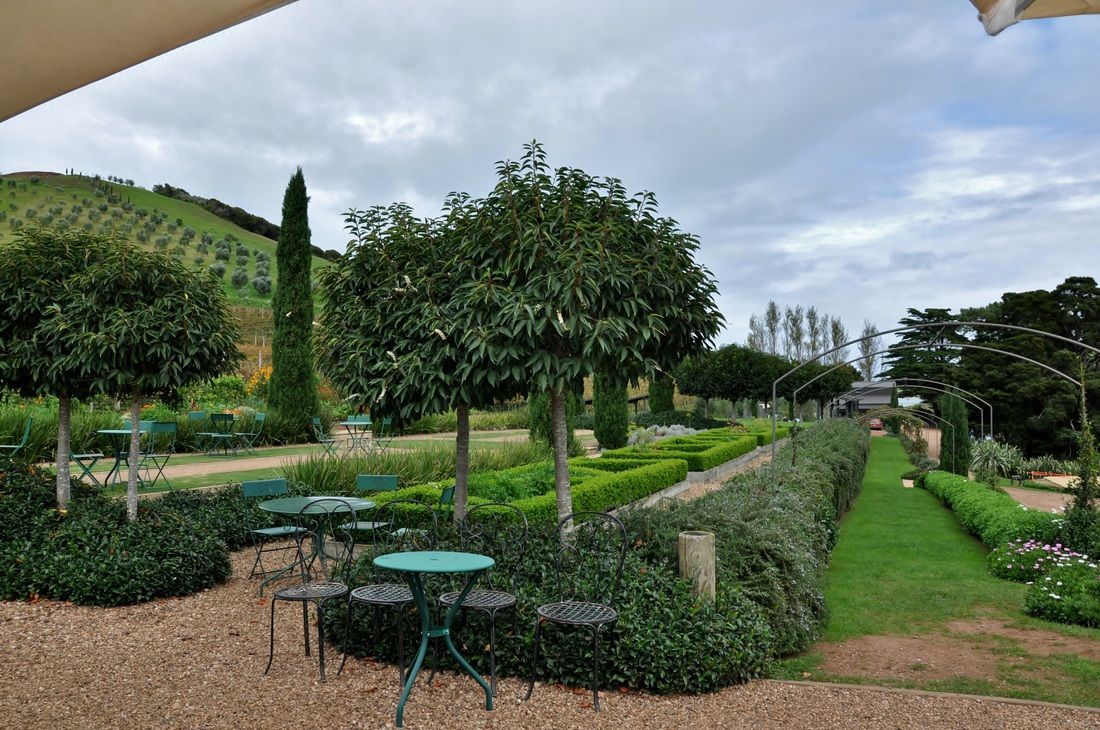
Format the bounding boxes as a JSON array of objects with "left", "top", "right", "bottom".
[
  {"left": 0, "top": 0, "right": 295, "bottom": 123},
  {"left": 972, "top": 0, "right": 1100, "bottom": 35}
]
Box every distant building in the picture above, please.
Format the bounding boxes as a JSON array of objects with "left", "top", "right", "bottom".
[{"left": 831, "top": 380, "right": 895, "bottom": 417}]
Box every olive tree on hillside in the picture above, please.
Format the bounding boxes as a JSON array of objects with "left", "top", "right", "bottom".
[
  {"left": 63, "top": 241, "right": 241, "bottom": 520},
  {"left": 315, "top": 202, "right": 525, "bottom": 520},
  {"left": 453, "top": 143, "right": 724, "bottom": 522}
]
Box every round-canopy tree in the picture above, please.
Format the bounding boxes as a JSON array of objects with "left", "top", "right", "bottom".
[
  {"left": 453, "top": 143, "right": 724, "bottom": 521},
  {"left": 62, "top": 237, "right": 241, "bottom": 520},
  {"left": 316, "top": 201, "right": 525, "bottom": 520}
]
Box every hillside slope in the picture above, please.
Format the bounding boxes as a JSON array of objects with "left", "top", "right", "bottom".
[{"left": 0, "top": 172, "right": 332, "bottom": 307}]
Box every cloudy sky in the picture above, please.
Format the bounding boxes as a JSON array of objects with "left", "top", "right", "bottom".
[{"left": 4, "top": 1, "right": 1100, "bottom": 344}]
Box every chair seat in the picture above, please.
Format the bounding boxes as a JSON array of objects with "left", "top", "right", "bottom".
[
  {"left": 439, "top": 588, "right": 516, "bottom": 611},
  {"left": 274, "top": 581, "right": 349, "bottom": 601},
  {"left": 350, "top": 583, "right": 413, "bottom": 605},
  {"left": 252, "top": 525, "right": 307, "bottom": 538},
  {"left": 536, "top": 601, "right": 617, "bottom": 626},
  {"left": 72, "top": 452, "right": 104, "bottom": 459},
  {"left": 340, "top": 520, "right": 390, "bottom": 532}
]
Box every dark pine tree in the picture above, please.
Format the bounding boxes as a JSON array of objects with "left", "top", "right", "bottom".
[{"left": 269, "top": 168, "right": 318, "bottom": 434}]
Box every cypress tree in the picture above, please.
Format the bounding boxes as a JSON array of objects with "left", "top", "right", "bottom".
[
  {"left": 269, "top": 168, "right": 318, "bottom": 434},
  {"left": 940, "top": 391, "right": 971, "bottom": 476},
  {"left": 593, "top": 373, "right": 629, "bottom": 449}
]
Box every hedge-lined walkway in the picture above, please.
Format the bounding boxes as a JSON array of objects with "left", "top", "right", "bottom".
[{"left": 778, "top": 437, "right": 1100, "bottom": 707}]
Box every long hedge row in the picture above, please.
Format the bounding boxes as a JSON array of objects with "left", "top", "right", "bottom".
[{"left": 918, "top": 471, "right": 1062, "bottom": 547}]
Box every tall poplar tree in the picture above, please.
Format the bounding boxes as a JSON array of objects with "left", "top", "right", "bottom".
[{"left": 269, "top": 168, "right": 318, "bottom": 433}]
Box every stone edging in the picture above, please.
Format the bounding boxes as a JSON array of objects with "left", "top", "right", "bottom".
[{"left": 765, "top": 679, "right": 1100, "bottom": 714}]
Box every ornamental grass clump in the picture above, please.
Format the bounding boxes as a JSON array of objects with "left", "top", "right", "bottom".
[{"left": 988, "top": 538, "right": 1089, "bottom": 582}]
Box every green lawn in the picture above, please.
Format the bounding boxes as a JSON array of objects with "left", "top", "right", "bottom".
[{"left": 775, "top": 437, "right": 1100, "bottom": 707}]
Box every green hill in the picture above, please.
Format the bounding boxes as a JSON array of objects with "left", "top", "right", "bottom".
[{"left": 0, "top": 171, "right": 332, "bottom": 307}]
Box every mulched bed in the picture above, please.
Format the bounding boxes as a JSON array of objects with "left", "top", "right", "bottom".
[{"left": 2, "top": 550, "right": 1097, "bottom": 728}]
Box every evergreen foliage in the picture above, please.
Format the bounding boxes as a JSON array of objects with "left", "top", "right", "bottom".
[
  {"left": 939, "top": 391, "right": 972, "bottom": 476},
  {"left": 593, "top": 372, "right": 629, "bottom": 449},
  {"left": 268, "top": 168, "right": 318, "bottom": 436},
  {"left": 648, "top": 372, "right": 675, "bottom": 413}
]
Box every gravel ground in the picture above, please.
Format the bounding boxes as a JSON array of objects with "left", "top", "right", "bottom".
[
  {"left": 1004, "top": 486, "right": 1072, "bottom": 513},
  {"left": 3, "top": 550, "right": 1097, "bottom": 729}
]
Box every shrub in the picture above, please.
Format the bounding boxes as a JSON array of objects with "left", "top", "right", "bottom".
[
  {"left": 231, "top": 267, "right": 248, "bottom": 288},
  {"left": 327, "top": 529, "right": 773, "bottom": 694},
  {"left": 919, "top": 471, "right": 1062, "bottom": 548},
  {"left": 620, "top": 419, "right": 869, "bottom": 656},
  {"left": 593, "top": 373, "right": 629, "bottom": 450},
  {"left": 648, "top": 374, "right": 675, "bottom": 414},
  {"left": 209, "top": 261, "right": 227, "bottom": 278},
  {"left": 633, "top": 409, "right": 728, "bottom": 430},
  {"left": 251, "top": 275, "right": 272, "bottom": 295},
  {"left": 603, "top": 431, "right": 758, "bottom": 471},
  {"left": 1024, "top": 559, "right": 1100, "bottom": 627},
  {"left": 988, "top": 538, "right": 1088, "bottom": 582},
  {"left": 0, "top": 459, "right": 230, "bottom": 606}
]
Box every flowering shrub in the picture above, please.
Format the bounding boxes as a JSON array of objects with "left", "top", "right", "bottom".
[
  {"left": 245, "top": 364, "right": 272, "bottom": 400},
  {"left": 988, "top": 538, "right": 1088, "bottom": 582},
  {"left": 1024, "top": 559, "right": 1100, "bottom": 627}
]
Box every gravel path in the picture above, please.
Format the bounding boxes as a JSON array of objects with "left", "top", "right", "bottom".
[
  {"left": 1004, "top": 486, "right": 1072, "bottom": 513},
  {"left": 4, "top": 550, "right": 1095, "bottom": 729}
]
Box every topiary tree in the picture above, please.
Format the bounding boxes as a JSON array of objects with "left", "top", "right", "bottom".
[
  {"left": 593, "top": 372, "right": 629, "bottom": 449},
  {"left": 269, "top": 168, "right": 318, "bottom": 436},
  {"left": 316, "top": 203, "right": 525, "bottom": 520},
  {"left": 648, "top": 372, "right": 676, "bottom": 414},
  {"left": 454, "top": 143, "right": 724, "bottom": 522}
]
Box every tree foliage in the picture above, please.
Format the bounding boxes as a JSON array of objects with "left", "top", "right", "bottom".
[
  {"left": 593, "top": 372, "right": 629, "bottom": 450},
  {"left": 648, "top": 372, "right": 675, "bottom": 413},
  {"left": 939, "top": 391, "right": 971, "bottom": 476},
  {"left": 269, "top": 169, "right": 319, "bottom": 435}
]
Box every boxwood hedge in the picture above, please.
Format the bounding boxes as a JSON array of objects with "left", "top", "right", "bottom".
[
  {"left": 602, "top": 430, "right": 758, "bottom": 471},
  {"left": 918, "top": 471, "right": 1062, "bottom": 548}
]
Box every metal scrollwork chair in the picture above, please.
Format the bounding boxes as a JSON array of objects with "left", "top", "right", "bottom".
[
  {"left": 525, "top": 511, "right": 627, "bottom": 711},
  {"left": 431, "top": 502, "right": 528, "bottom": 696},
  {"left": 265, "top": 498, "right": 356, "bottom": 682},
  {"left": 338, "top": 499, "right": 438, "bottom": 682}
]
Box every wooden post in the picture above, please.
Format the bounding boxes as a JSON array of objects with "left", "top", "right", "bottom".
[{"left": 678, "top": 531, "right": 715, "bottom": 602}]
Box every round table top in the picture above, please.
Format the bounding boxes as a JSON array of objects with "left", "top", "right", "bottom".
[
  {"left": 258, "top": 496, "right": 375, "bottom": 516},
  {"left": 374, "top": 550, "right": 494, "bottom": 574},
  {"left": 339, "top": 420, "right": 372, "bottom": 426}
]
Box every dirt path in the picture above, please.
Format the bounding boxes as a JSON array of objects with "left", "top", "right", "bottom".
[
  {"left": 1004, "top": 486, "right": 1072, "bottom": 513},
  {"left": 1, "top": 550, "right": 1096, "bottom": 729}
]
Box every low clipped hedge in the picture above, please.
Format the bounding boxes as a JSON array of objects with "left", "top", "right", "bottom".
[
  {"left": 369, "top": 457, "right": 689, "bottom": 524},
  {"left": 603, "top": 431, "right": 758, "bottom": 471},
  {"left": 0, "top": 459, "right": 232, "bottom": 606},
  {"left": 918, "top": 471, "right": 1062, "bottom": 548}
]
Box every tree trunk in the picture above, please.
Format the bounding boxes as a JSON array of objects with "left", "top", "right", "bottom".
[
  {"left": 454, "top": 403, "right": 470, "bottom": 523},
  {"left": 550, "top": 384, "right": 573, "bottom": 525},
  {"left": 55, "top": 393, "right": 71, "bottom": 510},
  {"left": 126, "top": 391, "right": 141, "bottom": 522}
]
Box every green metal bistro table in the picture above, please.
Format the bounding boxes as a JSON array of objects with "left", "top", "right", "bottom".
[
  {"left": 374, "top": 550, "right": 495, "bottom": 727},
  {"left": 339, "top": 418, "right": 373, "bottom": 454},
  {"left": 96, "top": 427, "right": 148, "bottom": 487},
  {"left": 256, "top": 496, "right": 376, "bottom": 595}
]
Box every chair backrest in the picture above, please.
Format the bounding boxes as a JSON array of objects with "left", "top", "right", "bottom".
[
  {"left": 16, "top": 417, "right": 33, "bottom": 446},
  {"left": 459, "top": 502, "right": 529, "bottom": 592},
  {"left": 355, "top": 474, "right": 398, "bottom": 493},
  {"left": 295, "top": 498, "right": 356, "bottom": 584},
  {"left": 553, "top": 511, "right": 628, "bottom": 606},
  {"left": 251, "top": 412, "right": 266, "bottom": 432},
  {"left": 437, "top": 484, "right": 456, "bottom": 520},
  {"left": 187, "top": 411, "right": 208, "bottom": 421},
  {"left": 210, "top": 413, "right": 233, "bottom": 433},
  {"left": 242, "top": 477, "right": 288, "bottom": 498},
  {"left": 367, "top": 499, "right": 438, "bottom": 578},
  {"left": 149, "top": 421, "right": 178, "bottom": 452}
]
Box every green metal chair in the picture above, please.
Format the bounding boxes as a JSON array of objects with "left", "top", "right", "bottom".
[
  {"left": 340, "top": 475, "right": 399, "bottom": 536},
  {"left": 243, "top": 478, "right": 307, "bottom": 581},
  {"left": 437, "top": 484, "right": 456, "bottom": 522},
  {"left": 312, "top": 417, "right": 339, "bottom": 457},
  {"left": 71, "top": 444, "right": 104, "bottom": 487},
  {"left": 373, "top": 417, "right": 395, "bottom": 455},
  {"left": 236, "top": 412, "right": 265, "bottom": 454},
  {"left": 139, "top": 421, "right": 178, "bottom": 488},
  {"left": 0, "top": 417, "right": 33, "bottom": 460},
  {"left": 199, "top": 413, "right": 236, "bottom": 455}
]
